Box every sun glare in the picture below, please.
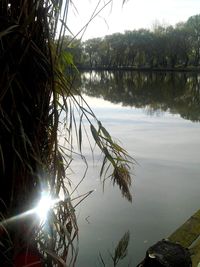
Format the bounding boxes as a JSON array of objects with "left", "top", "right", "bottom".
[
  {"left": 0, "top": 192, "right": 61, "bottom": 226},
  {"left": 36, "top": 192, "right": 59, "bottom": 222}
]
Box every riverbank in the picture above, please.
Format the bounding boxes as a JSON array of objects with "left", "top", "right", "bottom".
[{"left": 169, "top": 209, "right": 200, "bottom": 267}]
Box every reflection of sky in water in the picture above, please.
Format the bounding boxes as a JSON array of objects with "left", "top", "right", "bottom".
[{"left": 71, "top": 95, "right": 200, "bottom": 267}]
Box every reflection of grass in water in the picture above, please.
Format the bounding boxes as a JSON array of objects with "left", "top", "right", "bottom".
[
  {"left": 99, "top": 231, "right": 130, "bottom": 266},
  {"left": 0, "top": 1, "right": 133, "bottom": 265}
]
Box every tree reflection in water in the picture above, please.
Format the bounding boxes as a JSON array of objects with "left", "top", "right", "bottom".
[{"left": 79, "top": 71, "right": 200, "bottom": 122}]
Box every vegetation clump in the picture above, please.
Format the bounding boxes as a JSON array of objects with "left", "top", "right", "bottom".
[{"left": 0, "top": 0, "right": 132, "bottom": 265}]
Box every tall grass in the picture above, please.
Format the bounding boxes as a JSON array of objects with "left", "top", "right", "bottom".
[{"left": 0, "top": 0, "right": 133, "bottom": 265}]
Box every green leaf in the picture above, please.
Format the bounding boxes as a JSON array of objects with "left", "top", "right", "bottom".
[
  {"left": 100, "top": 155, "right": 107, "bottom": 177},
  {"left": 112, "top": 231, "right": 130, "bottom": 266},
  {"left": 62, "top": 51, "right": 74, "bottom": 66},
  {"left": 79, "top": 114, "right": 83, "bottom": 152},
  {"left": 90, "top": 124, "right": 101, "bottom": 148},
  {"left": 102, "top": 147, "right": 115, "bottom": 166},
  {"left": 100, "top": 125, "right": 111, "bottom": 140}
]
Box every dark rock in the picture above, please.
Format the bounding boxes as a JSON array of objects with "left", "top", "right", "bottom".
[{"left": 137, "top": 240, "right": 192, "bottom": 267}]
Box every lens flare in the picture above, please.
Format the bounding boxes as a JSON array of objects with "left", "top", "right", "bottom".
[
  {"left": 35, "top": 192, "right": 59, "bottom": 222},
  {"left": 0, "top": 192, "right": 60, "bottom": 226}
]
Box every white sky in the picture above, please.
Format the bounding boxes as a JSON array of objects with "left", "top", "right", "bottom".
[{"left": 67, "top": 0, "right": 200, "bottom": 40}]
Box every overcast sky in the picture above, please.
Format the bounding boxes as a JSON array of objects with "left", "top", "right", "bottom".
[{"left": 67, "top": 0, "right": 200, "bottom": 40}]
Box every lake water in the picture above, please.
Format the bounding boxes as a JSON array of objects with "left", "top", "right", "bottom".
[{"left": 71, "top": 71, "right": 200, "bottom": 266}]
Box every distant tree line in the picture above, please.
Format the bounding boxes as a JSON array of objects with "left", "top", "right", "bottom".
[{"left": 62, "top": 14, "right": 200, "bottom": 70}]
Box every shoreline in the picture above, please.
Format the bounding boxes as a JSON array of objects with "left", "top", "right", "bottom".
[{"left": 78, "top": 66, "right": 200, "bottom": 72}]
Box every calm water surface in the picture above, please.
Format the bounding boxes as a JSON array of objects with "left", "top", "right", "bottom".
[{"left": 72, "top": 71, "right": 200, "bottom": 266}]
